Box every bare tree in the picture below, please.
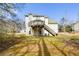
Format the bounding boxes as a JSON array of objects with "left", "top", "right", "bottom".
[
  {"left": 0, "top": 3, "right": 21, "bottom": 34},
  {"left": 0, "top": 3, "right": 16, "bottom": 18},
  {"left": 60, "top": 17, "right": 67, "bottom": 32}
]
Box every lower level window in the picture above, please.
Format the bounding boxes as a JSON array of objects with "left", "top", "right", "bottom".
[{"left": 29, "top": 31, "right": 31, "bottom": 34}]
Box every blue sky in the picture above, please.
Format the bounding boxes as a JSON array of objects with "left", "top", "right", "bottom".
[{"left": 15, "top": 3, "right": 79, "bottom": 23}]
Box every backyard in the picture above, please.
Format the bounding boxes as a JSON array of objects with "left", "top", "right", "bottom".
[{"left": 0, "top": 33, "right": 79, "bottom": 56}]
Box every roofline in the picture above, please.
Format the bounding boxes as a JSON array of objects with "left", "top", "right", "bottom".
[
  {"left": 25, "top": 13, "right": 48, "bottom": 17},
  {"left": 48, "top": 23, "right": 58, "bottom": 24},
  {"left": 72, "top": 20, "right": 79, "bottom": 25}
]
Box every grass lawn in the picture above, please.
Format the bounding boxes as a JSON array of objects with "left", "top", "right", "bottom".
[{"left": 0, "top": 33, "right": 79, "bottom": 56}]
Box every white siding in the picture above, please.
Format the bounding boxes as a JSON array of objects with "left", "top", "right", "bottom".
[
  {"left": 48, "top": 24, "right": 58, "bottom": 33},
  {"left": 44, "top": 17, "right": 48, "bottom": 25},
  {"left": 25, "top": 16, "right": 30, "bottom": 34},
  {"left": 28, "top": 14, "right": 33, "bottom": 21},
  {"left": 43, "top": 24, "right": 58, "bottom": 36},
  {"left": 23, "top": 14, "right": 58, "bottom": 36},
  {"left": 73, "top": 23, "right": 79, "bottom": 32},
  {"left": 40, "top": 17, "right": 45, "bottom": 21}
]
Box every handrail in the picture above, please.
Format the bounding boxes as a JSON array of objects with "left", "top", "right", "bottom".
[{"left": 44, "top": 24, "right": 57, "bottom": 36}]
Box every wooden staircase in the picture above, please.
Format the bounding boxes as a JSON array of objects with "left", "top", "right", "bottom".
[{"left": 44, "top": 24, "right": 57, "bottom": 36}]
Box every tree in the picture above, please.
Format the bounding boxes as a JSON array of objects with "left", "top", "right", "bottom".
[
  {"left": 0, "top": 3, "right": 21, "bottom": 34},
  {"left": 0, "top": 3, "right": 16, "bottom": 19},
  {"left": 65, "top": 25, "right": 72, "bottom": 32},
  {"left": 60, "top": 17, "right": 67, "bottom": 32},
  {"left": 59, "top": 17, "right": 73, "bottom": 32}
]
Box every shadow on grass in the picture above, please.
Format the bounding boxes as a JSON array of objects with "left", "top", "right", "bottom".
[
  {"left": 42, "top": 39, "right": 51, "bottom": 56},
  {"left": 38, "top": 38, "right": 51, "bottom": 56},
  {"left": 0, "top": 38, "right": 22, "bottom": 52}
]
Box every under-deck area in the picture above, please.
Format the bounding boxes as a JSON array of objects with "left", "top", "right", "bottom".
[{"left": 28, "top": 20, "right": 57, "bottom": 36}]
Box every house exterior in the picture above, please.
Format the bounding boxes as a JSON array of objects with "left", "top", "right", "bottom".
[
  {"left": 72, "top": 21, "right": 79, "bottom": 32},
  {"left": 21, "top": 13, "right": 58, "bottom": 36}
]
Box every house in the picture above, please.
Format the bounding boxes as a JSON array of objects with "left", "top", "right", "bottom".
[
  {"left": 72, "top": 21, "right": 79, "bottom": 32},
  {"left": 21, "top": 13, "right": 58, "bottom": 36}
]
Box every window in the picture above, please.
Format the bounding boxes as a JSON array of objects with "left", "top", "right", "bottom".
[{"left": 29, "top": 31, "right": 31, "bottom": 34}]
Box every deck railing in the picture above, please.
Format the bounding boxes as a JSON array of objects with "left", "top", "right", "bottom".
[{"left": 28, "top": 20, "right": 45, "bottom": 27}]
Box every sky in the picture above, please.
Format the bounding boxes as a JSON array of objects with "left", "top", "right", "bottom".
[{"left": 15, "top": 3, "right": 79, "bottom": 23}]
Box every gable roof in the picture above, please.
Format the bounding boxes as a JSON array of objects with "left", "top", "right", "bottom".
[
  {"left": 72, "top": 20, "right": 79, "bottom": 26},
  {"left": 25, "top": 13, "right": 45, "bottom": 17},
  {"left": 48, "top": 19, "right": 58, "bottom": 24}
]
